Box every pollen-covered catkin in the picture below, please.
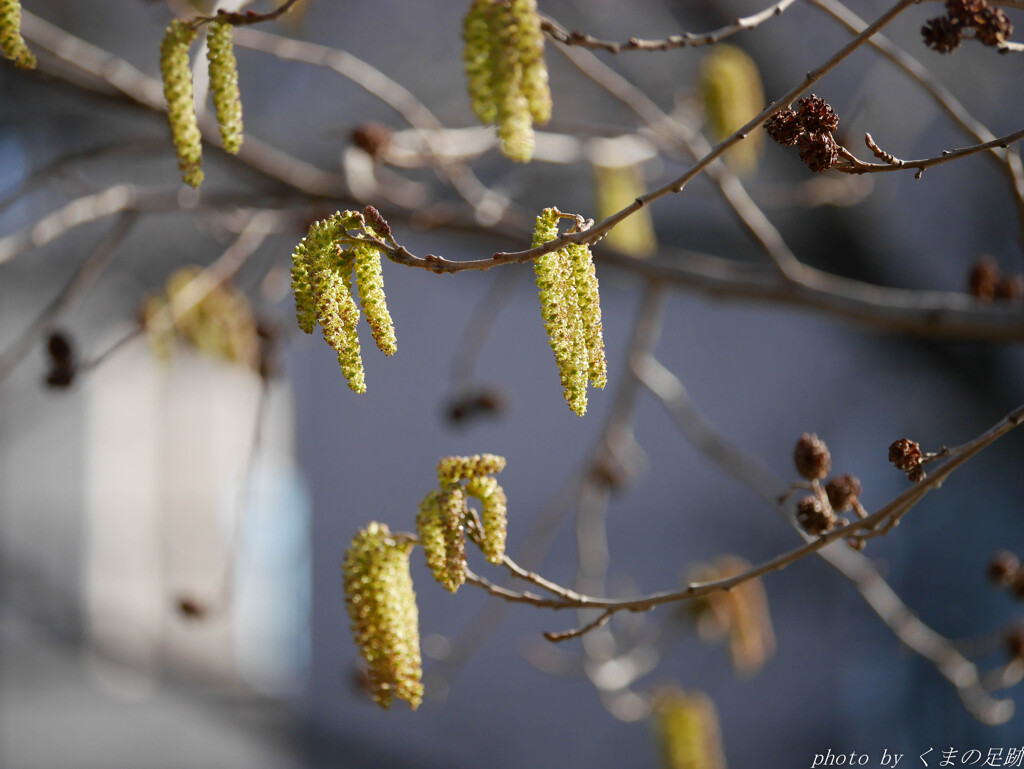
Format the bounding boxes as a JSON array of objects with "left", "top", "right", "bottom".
[
  {"left": 0, "top": 0, "right": 35, "bottom": 69},
  {"left": 437, "top": 453, "right": 507, "bottom": 485},
  {"left": 160, "top": 20, "right": 203, "bottom": 187},
  {"left": 568, "top": 243, "right": 606, "bottom": 389},
  {"left": 488, "top": 1, "right": 533, "bottom": 163},
  {"left": 466, "top": 475, "right": 507, "bottom": 564},
  {"left": 343, "top": 523, "right": 423, "bottom": 710},
  {"left": 440, "top": 484, "right": 468, "bottom": 592},
  {"left": 699, "top": 45, "right": 764, "bottom": 174},
  {"left": 461, "top": 0, "right": 551, "bottom": 162},
  {"left": 416, "top": 491, "right": 453, "bottom": 590},
  {"left": 353, "top": 242, "right": 397, "bottom": 356},
  {"left": 463, "top": 0, "right": 497, "bottom": 123},
  {"left": 532, "top": 208, "right": 603, "bottom": 416},
  {"left": 206, "top": 21, "right": 243, "bottom": 154},
  {"left": 510, "top": 0, "right": 550, "bottom": 125}
]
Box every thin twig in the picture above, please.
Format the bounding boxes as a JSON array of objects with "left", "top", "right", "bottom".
[
  {"left": 539, "top": 0, "right": 801, "bottom": 53},
  {"left": 0, "top": 213, "right": 138, "bottom": 384},
  {"left": 187, "top": 0, "right": 305, "bottom": 29},
  {"left": 835, "top": 128, "right": 1024, "bottom": 176}
]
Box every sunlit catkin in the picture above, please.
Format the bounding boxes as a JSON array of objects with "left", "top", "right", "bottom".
[
  {"left": 440, "top": 484, "right": 467, "bottom": 592},
  {"left": 353, "top": 242, "right": 397, "bottom": 356},
  {"left": 206, "top": 21, "right": 243, "bottom": 154},
  {"left": 510, "top": 0, "right": 550, "bottom": 124},
  {"left": 436, "top": 453, "right": 507, "bottom": 485},
  {"left": 0, "top": 0, "right": 34, "bottom": 69},
  {"left": 568, "top": 243, "right": 606, "bottom": 389},
  {"left": 462, "top": 0, "right": 551, "bottom": 162},
  {"left": 463, "top": 0, "right": 497, "bottom": 124},
  {"left": 466, "top": 475, "right": 507, "bottom": 564},
  {"left": 160, "top": 20, "right": 203, "bottom": 187},
  {"left": 532, "top": 208, "right": 602, "bottom": 416},
  {"left": 652, "top": 689, "right": 727, "bottom": 769},
  {"left": 343, "top": 523, "right": 423, "bottom": 710},
  {"left": 416, "top": 491, "right": 454, "bottom": 591}
]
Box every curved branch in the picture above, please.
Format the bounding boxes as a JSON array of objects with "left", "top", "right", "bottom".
[
  {"left": 835, "top": 128, "right": 1024, "bottom": 176},
  {"left": 539, "top": 0, "right": 801, "bottom": 54}
]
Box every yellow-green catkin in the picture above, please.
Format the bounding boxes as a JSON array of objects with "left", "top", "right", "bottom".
[
  {"left": 353, "top": 242, "right": 396, "bottom": 356},
  {"left": 416, "top": 491, "right": 452, "bottom": 591},
  {"left": 699, "top": 45, "right": 764, "bottom": 175},
  {"left": 465, "top": 475, "right": 507, "bottom": 564},
  {"left": 568, "top": 243, "right": 606, "bottom": 389},
  {"left": 462, "top": 0, "right": 551, "bottom": 163},
  {"left": 343, "top": 523, "right": 423, "bottom": 710},
  {"left": 510, "top": 0, "right": 550, "bottom": 124},
  {"left": 463, "top": 0, "right": 497, "bottom": 124},
  {"left": 532, "top": 208, "right": 598, "bottom": 416},
  {"left": 291, "top": 213, "right": 372, "bottom": 393},
  {"left": 206, "top": 21, "right": 243, "bottom": 154},
  {"left": 439, "top": 484, "right": 467, "bottom": 592},
  {"left": 437, "top": 453, "right": 507, "bottom": 485},
  {"left": 160, "top": 20, "right": 203, "bottom": 187},
  {"left": 0, "top": 0, "right": 34, "bottom": 69},
  {"left": 651, "top": 689, "right": 727, "bottom": 769}
]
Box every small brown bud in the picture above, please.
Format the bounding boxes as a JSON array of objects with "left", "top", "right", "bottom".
[
  {"left": 350, "top": 122, "right": 392, "bottom": 158},
  {"left": 176, "top": 596, "right": 208, "bottom": 619},
  {"left": 989, "top": 551, "right": 1020, "bottom": 586},
  {"left": 888, "top": 438, "right": 922, "bottom": 471},
  {"left": 1007, "top": 628, "right": 1024, "bottom": 659},
  {"left": 825, "top": 474, "right": 862, "bottom": 513},
  {"left": 907, "top": 465, "right": 927, "bottom": 484},
  {"left": 968, "top": 256, "right": 1001, "bottom": 300},
  {"left": 995, "top": 275, "right": 1023, "bottom": 302},
  {"left": 796, "top": 496, "right": 835, "bottom": 536},
  {"left": 794, "top": 433, "right": 832, "bottom": 480}
]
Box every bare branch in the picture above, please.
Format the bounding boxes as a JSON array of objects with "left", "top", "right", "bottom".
[
  {"left": 539, "top": 0, "right": 801, "bottom": 54},
  {"left": 835, "top": 128, "right": 1024, "bottom": 175}
]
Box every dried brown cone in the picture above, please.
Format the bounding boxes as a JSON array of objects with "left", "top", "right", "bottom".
[
  {"left": 796, "top": 95, "right": 839, "bottom": 134},
  {"left": 988, "top": 550, "right": 1020, "bottom": 586},
  {"left": 888, "top": 438, "right": 922, "bottom": 472},
  {"left": 796, "top": 496, "right": 836, "bottom": 536},
  {"left": 765, "top": 108, "right": 802, "bottom": 146},
  {"left": 922, "top": 16, "right": 964, "bottom": 53},
  {"left": 907, "top": 464, "right": 927, "bottom": 484},
  {"left": 995, "top": 275, "right": 1023, "bottom": 302},
  {"left": 946, "top": 0, "right": 988, "bottom": 27},
  {"left": 797, "top": 132, "right": 838, "bottom": 173},
  {"left": 794, "top": 433, "right": 832, "bottom": 480},
  {"left": 975, "top": 6, "right": 1013, "bottom": 46},
  {"left": 968, "top": 256, "right": 1001, "bottom": 300},
  {"left": 825, "top": 474, "right": 862, "bottom": 513}
]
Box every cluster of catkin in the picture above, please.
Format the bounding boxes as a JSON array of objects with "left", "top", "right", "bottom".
[
  {"left": 160, "top": 19, "right": 244, "bottom": 187},
  {"left": 342, "top": 454, "right": 509, "bottom": 710},
  {"left": 463, "top": 0, "right": 551, "bottom": 163},
  {"left": 532, "top": 208, "right": 607, "bottom": 417},
  {"left": 290, "top": 208, "right": 397, "bottom": 393},
  {"left": 343, "top": 522, "right": 423, "bottom": 710},
  {"left": 0, "top": 0, "right": 33, "bottom": 69},
  {"left": 418, "top": 454, "right": 508, "bottom": 592}
]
